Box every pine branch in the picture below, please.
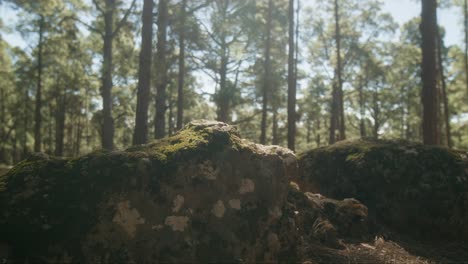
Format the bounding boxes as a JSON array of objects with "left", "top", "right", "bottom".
[{"left": 112, "top": 0, "right": 137, "bottom": 37}]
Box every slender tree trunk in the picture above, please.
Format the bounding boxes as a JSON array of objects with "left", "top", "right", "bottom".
[
  {"left": 101, "top": 0, "right": 115, "bottom": 150},
  {"left": 329, "top": 0, "right": 345, "bottom": 145},
  {"left": 287, "top": 0, "right": 296, "bottom": 151},
  {"left": 177, "top": 0, "right": 187, "bottom": 130},
  {"left": 437, "top": 28, "right": 452, "bottom": 147},
  {"left": 34, "top": 15, "right": 44, "bottom": 152},
  {"left": 47, "top": 105, "right": 53, "bottom": 154},
  {"left": 217, "top": 42, "right": 229, "bottom": 122},
  {"left": 168, "top": 81, "right": 174, "bottom": 136},
  {"left": 464, "top": 0, "right": 468, "bottom": 94},
  {"left": 400, "top": 85, "right": 406, "bottom": 139},
  {"left": 12, "top": 125, "right": 17, "bottom": 164},
  {"left": 0, "top": 85, "right": 5, "bottom": 163},
  {"left": 23, "top": 83, "right": 29, "bottom": 158},
  {"left": 316, "top": 118, "right": 321, "bottom": 147},
  {"left": 54, "top": 80, "right": 66, "bottom": 157},
  {"left": 421, "top": 0, "right": 439, "bottom": 145},
  {"left": 334, "top": 0, "right": 345, "bottom": 141},
  {"left": 372, "top": 91, "right": 379, "bottom": 139},
  {"left": 358, "top": 74, "right": 366, "bottom": 138},
  {"left": 260, "top": 0, "right": 273, "bottom": 145},
  {"left": 155, "top": 0, "right": 169, "bottom": 139},
  {"left": 133, "top": 0, "right": 154, "bottom": 145},
  {"left": 272, "top": 107, "right": 278, "bottom": 145},
  {"left": 85, "top": 84, "right": 90, "bottom": 146},
  {"left": 329, "top": 82, "right": 338, "bottom": 144},
  {"left": 75, "top": 100, "right": 83, "bottom": 156},
  {"left": 306, "top": 118, "right": 311, "bottom": 144}
]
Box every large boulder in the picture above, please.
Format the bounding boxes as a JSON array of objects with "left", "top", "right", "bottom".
[
  {"left": 297, "top": 139, "right": 468, "bottom": 241},
  {"left": 0, "top": 121, "right": 296, "bottom": 263}
]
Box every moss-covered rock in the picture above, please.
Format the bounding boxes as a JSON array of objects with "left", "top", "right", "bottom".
[
  {"left": 280, "top": 183, "right": 368, "bottom": 251},
  {"left": 0, "top": 121, "right": 297, "bottom": 263},
  {"left": 297, "top": 138, "right": 468, "bottom": 241}
]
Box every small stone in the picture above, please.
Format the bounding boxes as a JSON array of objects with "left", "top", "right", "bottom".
[
  {"left": 239, "top": 179, "right": 255, "bottom": 194},
  {"left": 165, "top": 216, "right": 189, "bottom": 232},
  {"left": 228, "top": 199, "right": 241, "bottom": 210},
  {"left": 172, "top": 195, "right": 184, "bottom": 213},
  {"left": 212, "top": 200, "right": 226, "bottom": 218}
]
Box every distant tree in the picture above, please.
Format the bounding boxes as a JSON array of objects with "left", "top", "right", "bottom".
[
  {"left": 84, "top": 0, "right": 136, "bottom": 150},
  {"left": 133, "top": 0, "right": 154, "bottom": 145},
  {"left": 329, "top": 0, "right": 346, "bottom": 144},
  {"left": 260, "top": 0, "right": 273, "bottom": 145},
  {"left": 287, "top": 0, "right": 296, "bottom": 150},
  {"left": 154, "top": 0, "right": 168, "bottom": 139}
]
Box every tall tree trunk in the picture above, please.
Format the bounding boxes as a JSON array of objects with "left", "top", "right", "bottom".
[
  {"left": 287, "top": 0, "right": 296, "bottom": 151},
  {"left": 306, "top": 118, "right": 311, "bottom": 144},
  {"left": 334, "top": 0, "right": 345, "bottom": 141},
  {"left": 260, "top": 0, "right": 273, "bottom": 145},
  {"left": 329, "top": 82, "right": 338, "bottom": 144},
  {"left": 372, "top": 91, "right": 379, "bottom": 139},
  {"left": 34, "top": 15, "right": 44, "bottom": 153},
  {"left": 216, "top": 42, "right": 229, "bottom": 122},
  {"left": 133, "top": 0, "right": 154, "bottom": 145},
  {"left": 0, "top": 85, "right": 5, "bottom": 163},
  {"left": 23, "top": 83, "right": 29, "bottom": 158},
  {"left": 464, "top": 0, "right": 468, "bottom": 94},
  {"left": 436, "top": 27, "right": 452, "bottom": 147},
  {"left": 421, "top": 0, "right": 439, "bottom": 145},
  {"left": 272, "top": 106, "right": 278, "bottom": 145},
  {"left": 101, "top": 0, "right": 115, "bottom": 150},
  {"left": 316, "top": 118, "right": 321, "bottom": 147},
  {"left": 329, "top": 0, "right": 345, "bottom": 145},
  {"left": 12, "top": 124, "right": 17, "bottom": 164},
  {"left": 54, "top": 79, "right": 66, "bottom": 157},
  {"left": 75, "top": 99, "right": 83, "bottom": 156},
  {"left": 155, "top": 0, "right": 169, "bottom": 139},
  {"left": 177, "top": 0, "right": 187, "bottom": 130},
  {"left": 168, "top": 81, "right": 174, "bottom": 136},
  {"left": 358, "top": 74, "right": 366, "bottom": 138}
]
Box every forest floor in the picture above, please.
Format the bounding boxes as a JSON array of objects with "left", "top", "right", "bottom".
[{"left": 304, "top": 234, "right": 468, "bottom": 264}]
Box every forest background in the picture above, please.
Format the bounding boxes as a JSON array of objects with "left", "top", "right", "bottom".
[{"left": 0, "top": 0, "right": 466, "bottom": 164}]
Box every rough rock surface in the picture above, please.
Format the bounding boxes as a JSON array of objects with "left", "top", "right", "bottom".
[
  {"left": 0, "top": 121, "right": 297, "bottom": 263},
  {"left": 277, "top": 182, "right": 369, "bottom": 259},
  {"left": 298, "top": 138, "right": 468, "bottom": 241}
]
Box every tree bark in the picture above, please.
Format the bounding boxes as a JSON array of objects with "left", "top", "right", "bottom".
[
  {"left": 287, "top": 0, "right": 296, "bottom": 151},
  {"left": 23, "top": 81, "right": 29, "bottom": 158},
  {"left": 260, "top": 0, "right": 273, "bottom": 145},
  {"left": 133, "top": 0, "right": 154, "bottom": 145},
  {"left": 216, "top": 41, "right": 230, "bottom": 122},
  {"left": 464, "top": 0, "right": 468, "bottom": 94},
  {"left": 372, "top": 91, "right": 379, "bottom": 139},
  {"left": 334, "top": 0, "right": 345, "bottom": 141},
  {"left": 272, "top": 106, "right": 278, "bottom": 145},
  {"left": 329, "top": 0, "right": 345, "bottom": 145},
  {"left": 436, "top": 27, "right": 452, "bottom": 147},
  {"left": 421, "top": 0, "right": 439, "bottom": 145},
  {"left": 155, "top": 0, "right": 169, "bottom": 139},
  {"left": 34, "top": 15, "right": 44, "bottom": 152},
  {"left": 54, "top": 79, "right": 66, "bottom": 156},
  {"left": 101, "top": 0, "right": 115, "bottom": 150},
  {"left": 177, "top": 0, "right": 187, "bottom": 130},
  {"left": 358, "top": 73, "right": 366, "bottom": 138}
]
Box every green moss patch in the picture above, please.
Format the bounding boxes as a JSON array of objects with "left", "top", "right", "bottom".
[{"left": 298, "top": 139, "right": 468, "bottom": 241}]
